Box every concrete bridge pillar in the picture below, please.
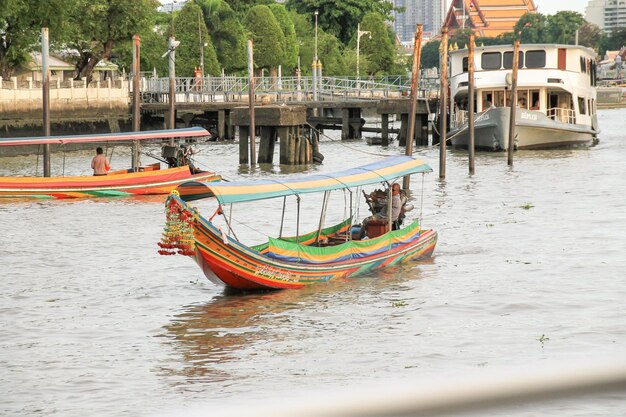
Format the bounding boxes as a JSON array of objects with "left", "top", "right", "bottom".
[{"left": 232, "top": 105, "right": 309, "bottom": 165}]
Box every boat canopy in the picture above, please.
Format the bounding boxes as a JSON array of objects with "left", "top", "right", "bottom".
[
  {"left": 177, "top": 155, "right": 432, "bottom": 204},
  {"left": 0, "top": 127, "right": 209, "bottom": 147}
]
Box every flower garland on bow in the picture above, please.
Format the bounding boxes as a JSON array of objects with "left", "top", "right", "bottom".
[{"left": 158, "top": 193, "right": 196, "bottom": 256}]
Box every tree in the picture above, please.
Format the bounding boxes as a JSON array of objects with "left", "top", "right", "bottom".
[
  {"left": 354, "top": 12, "right": 395, "bottom": 75},
  {"left": 421, "top": 40, "right": 441, "bottom": 69},
  {"left": 514, "top": 12, "right": 547, "bottom": 44},
  {"left": 285, "top": 0, "right": 395, "bottom": 44},
  {"left": 449, "top": 28, "right": 474, "bottom": 50},
  {"left": 578, "top": 23, "right": 602, "bottom": 50},
  {"left": 172, "top": 2, "right": 219, "bottom": 77},
  {"left": 599, "top": 28, "right": 626, "bottom": 56},
  {"left": 245, "top": 5, "right": 285, "bottom": 73},
  {"left": 64, "top": 0, "right": 159, "bottom": 82},
  {"left": 269, "top": 3, "right": 299, "bottom": 71},
  {"left": 546, "top": 11, "right": 585, "bottom": 44},
  {"left": 0, "top": 0, "right": 71, "bottom": 78},
  {"left": 200, "top": 0, "right": 247, "bottom": 74},
  {"left": 225, "top": 0, "right": 274, "bottom": 18},
  {"left": 317, "top": 31, "right": 347, "bottom": 76}
]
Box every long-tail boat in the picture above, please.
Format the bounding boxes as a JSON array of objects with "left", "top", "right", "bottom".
[
  {"left": 0, "top": 127, "right": 220, "bottom": 199},
  {"left": 159, "top": 155, "right": 438, "bottom": 290}
]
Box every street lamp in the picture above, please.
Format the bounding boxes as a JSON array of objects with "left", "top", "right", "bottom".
[
  {"left": 356, "top": 23, "right": 371, "bottom": 80},
  {"left": 314, "top": 10, "right": 319, "bottom": 63}
]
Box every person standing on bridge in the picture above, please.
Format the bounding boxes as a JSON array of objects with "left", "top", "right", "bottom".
[{"left": 91, "top": 147, "right": 110, "bottom": 176}]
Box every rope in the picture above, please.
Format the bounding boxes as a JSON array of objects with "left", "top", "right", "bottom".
[{"left": 305, "top": 122, "right": 399, "bottom": 157}]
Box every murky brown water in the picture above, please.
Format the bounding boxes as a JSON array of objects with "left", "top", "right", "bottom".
[{"left": 1, "top": 109, "right": 626, "bottom": 417}]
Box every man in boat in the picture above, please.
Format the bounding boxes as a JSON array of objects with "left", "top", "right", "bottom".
[
  {"left": 91, "top": 147, "right": 110, "bottom": 176},
  {"left": 360, "top": 183, "right": 405, "bottom": 238}
]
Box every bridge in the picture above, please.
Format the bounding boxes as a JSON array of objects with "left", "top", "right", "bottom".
[{"left": 139, "top": 75, "right": 440, "bottom": 104}]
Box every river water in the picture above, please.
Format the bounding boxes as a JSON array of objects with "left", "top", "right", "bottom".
[{"left": 1, "top": 109, "right": 626, "bottom": 417}]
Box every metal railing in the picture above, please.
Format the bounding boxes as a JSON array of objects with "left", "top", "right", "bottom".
[
  {"left": 139, "top": 75, "right": 441, "bottom": 104},
  {"left": 547, "top": 107, "right": 576, "bottom": 124}
]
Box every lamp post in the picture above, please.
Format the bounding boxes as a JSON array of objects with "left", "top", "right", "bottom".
[
  {"left": 314, "top": 10, "right": 319, "bottom": 63},
  {"left": 356, "top": 23, "right": 371, "bottom": 80}
]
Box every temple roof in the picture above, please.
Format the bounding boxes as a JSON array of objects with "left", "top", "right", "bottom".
[{"left": 444, "top": 0, "right": 537, "bottom": 38}]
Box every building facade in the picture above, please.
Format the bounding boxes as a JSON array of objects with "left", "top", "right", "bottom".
[
  {"left": 585, "top": 0, "right": 626, "bottom": 31},
  {"left": 393, "top": 0, "right": 445, "bottom": 43}
]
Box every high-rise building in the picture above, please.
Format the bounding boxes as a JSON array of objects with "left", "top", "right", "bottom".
[
  {"left": 393, "top": 0, "right": 445, "bottom": 43},
  {"left": 585, "top": 0, "right": 626, "bottom": 31}
]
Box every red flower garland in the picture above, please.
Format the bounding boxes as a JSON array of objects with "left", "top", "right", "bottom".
[{"left": 158, "top": 195, "right": 196, "bottom": 256}]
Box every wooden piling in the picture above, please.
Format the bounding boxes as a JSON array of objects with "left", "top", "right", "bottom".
[
  {"left": 381, "top": 114, "right": 389, "bottom": 146},
  {"left": 439, "top": 27, "right": 449, "bottom": 180},
  {"left": 132, "top": 34, "right": 141, "bottom": 170},
  {"left": 404, "top": 24, "right": 423, "bottom": 190},
  {"left": 168, "top": 36, "right": 176, "bottom": 137},
  {"left": 468, "top": 33, "right": 476, "bottom": 175},
  {"left": 507, "top": 40, "right": 520, "bottom": 166},
  {"left": 247, "top": 40, "right": 256, "bottom": 165},
  {"left": 42, "top": 28, "right": 51, "bottom": 177},
  {"left": 218, "top": 110, "right": 226, "bottom": 140},
  {"left": 341, "top": 108, "right": 350, "bottom": 139}
]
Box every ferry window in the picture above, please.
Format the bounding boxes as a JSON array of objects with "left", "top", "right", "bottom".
[
  {"left": 481, "top": 52, "right": 501, "bottom": 70},
  {"left": 578, "top": 97, "right": 586, "bottom": 115},
  {"left": 503, "top": 51, "right": 524, "bottom": 69},
  {"left": 530, "top": 90, "right": 540, "bottom": 109},
  {"left": 482, "top": 91, "right": 494, "bottom": 111},
  {"left": 462, "top": 57, "right": 468, "bottom": 73},
  {"left": 518, "top": 90, "right": 528, "bottom": 109},
  {"left": 495, "top": 90, "right": 505, "bottom": 107},
  {"left": 525, "top": 50, "right": 546, "bottom": 68}
]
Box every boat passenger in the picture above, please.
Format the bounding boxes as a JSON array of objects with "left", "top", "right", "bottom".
[
  {"left": 362, "top": 183, "right": 404, "bottom": 237},
  {"left": 91, "top": 147, "right": 110, "bottom": 176}
]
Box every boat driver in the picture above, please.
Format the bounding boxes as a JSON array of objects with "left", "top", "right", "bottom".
[{"left": 91, "top": 147, "right": 110, "bottom": 176}]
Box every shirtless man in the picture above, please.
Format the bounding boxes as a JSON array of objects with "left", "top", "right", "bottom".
[{"left": 91, "top": 147, "right": 110, "bottom": 176}]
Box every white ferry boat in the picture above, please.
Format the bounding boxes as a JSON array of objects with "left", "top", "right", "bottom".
[{"left": 448, "top": 44, "right": 599, "bottom": 150}]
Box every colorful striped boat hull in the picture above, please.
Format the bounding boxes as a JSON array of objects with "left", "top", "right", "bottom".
[
  {"left": 0, "top": 166, "right": 220, "bottom": 199},
  {"left": 181, "top": 198, "right": 437, "bottom": 290}
]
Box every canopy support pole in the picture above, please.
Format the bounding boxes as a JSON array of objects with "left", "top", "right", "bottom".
[
  {"left": 279, "top": 196, "right": 287, "bottom": 238},
  {"left": 316, "top": 191, "right": 330, "bottom": 246}
]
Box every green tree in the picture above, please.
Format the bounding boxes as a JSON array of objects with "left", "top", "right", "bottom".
[
  {"left": 449, "top": 28, "right": 474, "bottom": 49},
  {"left": 578, "top": 23, "right": 602, "bottom": 50},
  {"left": 421, "top": 40, "right": 441, "bottom": 69},
  {"left": 226, "top": 0, "right": 274, "bottom": 18},
  {"left": 546, "top": 11, "right": 585, "bottom": 44},
  {"left": 599, "top": 28, "right": 626, "bottom": 56},
  {"left": 0, "top": 0, "right": 71, "bottom": 78},
  {"left": 64, "top": 0, "right": 159, "bottom": 82},
  {"left": 317, "top": 31, "right": 347, "bottom": 75},
  {"left": 171, "top": 2, "right": 219, "bottom": 77},
  {"left": 354, "top": 13, "right": 395, "bottom": 75},
  {"left": 245, "top": 5, "right": 285, "bottom": 72},
  {"left": 285, "top": 0, "right": 396, "bottom": 44},
  {"left": 269, "top": 3, "right": 299, "bottom": 71},
  {"left": 514, "top": 12, "right": 547, "bottom": 43},
  {"left": 200, "top": 0, "right": 247, "bottom": 74}
]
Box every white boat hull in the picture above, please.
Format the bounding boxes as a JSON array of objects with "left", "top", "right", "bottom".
[{"left": 450, "top": 108, "right": 597, "bottom": 151}]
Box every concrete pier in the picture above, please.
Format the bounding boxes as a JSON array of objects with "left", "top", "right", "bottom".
[
  {"left": 377, "top": 98, "right": 430, "bottom": 147},
  {"left": 231, "top": 105, "right": 309, "bottom": 165}
]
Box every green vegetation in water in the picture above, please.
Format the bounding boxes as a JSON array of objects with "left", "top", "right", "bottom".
[
  {"left": 392, "top": 300, "right": 408, "bottom": 308},
  {"left": 538, "top": 334, "right": 550, "bottom": 347},
  {"left": 520, "top": 203, "right": 534, "bottom": 210}
]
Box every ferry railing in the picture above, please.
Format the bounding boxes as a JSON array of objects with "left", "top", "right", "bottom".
[
  {"left": 184, "top": 359, "right": 626, "bottom": 417},
  {"left": 547, "top": 107, "right": 576, "bottom": 124}
]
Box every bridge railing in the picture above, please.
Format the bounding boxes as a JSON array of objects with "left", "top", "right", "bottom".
[{"left": 139, "top": 75, "right": 440, "bottom": 103}]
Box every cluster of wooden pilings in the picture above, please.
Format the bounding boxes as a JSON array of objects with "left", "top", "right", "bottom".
[{"left": 231, "top": 105, "right": 319, "bottom": 165}]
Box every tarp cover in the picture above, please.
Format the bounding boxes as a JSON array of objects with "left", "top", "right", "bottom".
[{"left": 179, "top": 155, "right": 432, "bottom": 204}]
